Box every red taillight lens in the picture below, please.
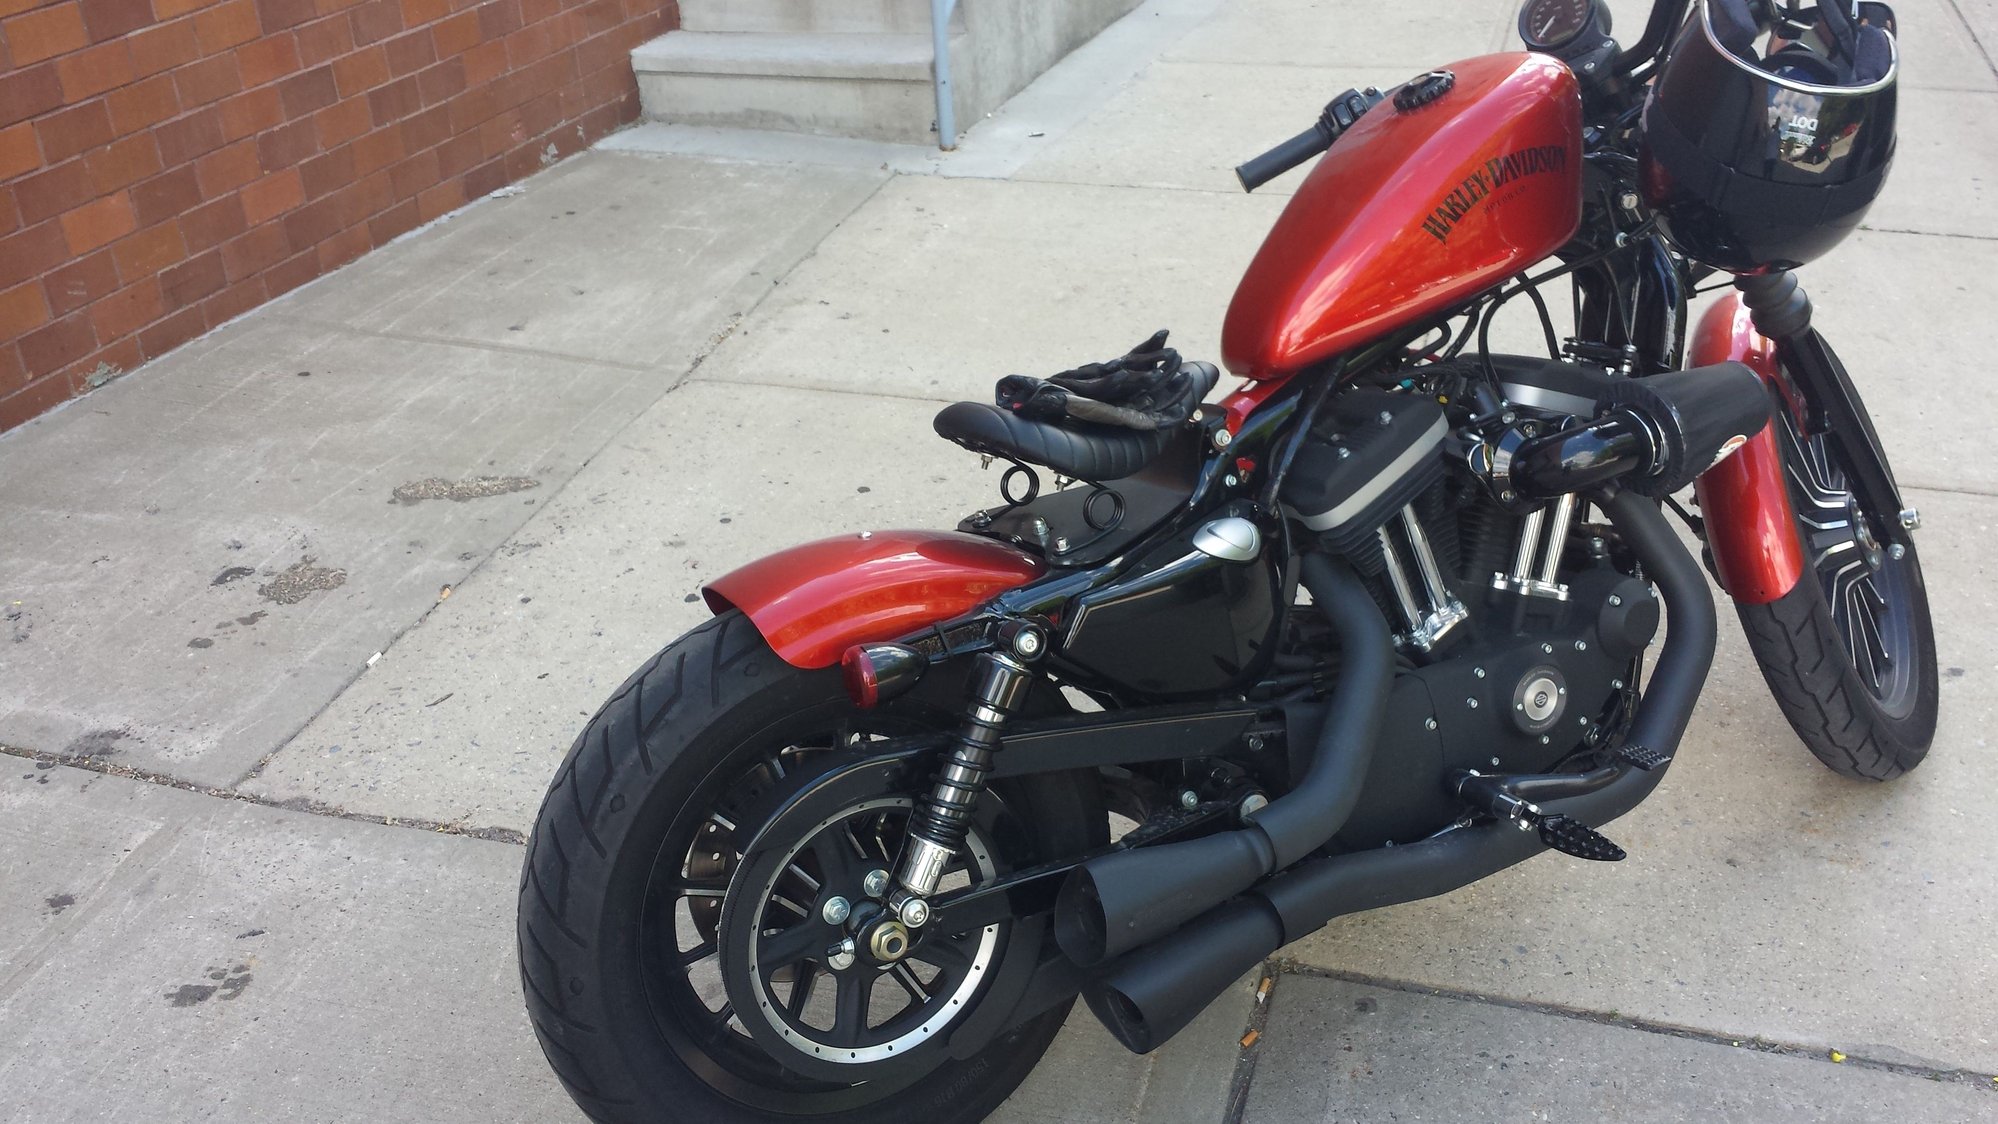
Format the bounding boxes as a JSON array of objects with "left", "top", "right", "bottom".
[
  {"left": 840, "top": 643, "right": 928, "bottom": 709},
  {"left": 841, "top": 645, "right": 881, "bottom": 708}
]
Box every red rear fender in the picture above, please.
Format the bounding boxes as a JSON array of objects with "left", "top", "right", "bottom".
[
  {"left": 701, "top": 530, "right": 1045, "bottom": 669},
  {"left": 1688, "top": 294, "right": 1806, "bottom": 605}
]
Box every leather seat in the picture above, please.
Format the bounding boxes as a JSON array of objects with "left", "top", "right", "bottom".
[{"left": 932, "top": 362, "right": 1219, "bottom": 482}]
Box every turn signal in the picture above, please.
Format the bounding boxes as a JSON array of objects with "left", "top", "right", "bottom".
[{"left": 840, "top": 643, "right": 928, "bottom": 709}]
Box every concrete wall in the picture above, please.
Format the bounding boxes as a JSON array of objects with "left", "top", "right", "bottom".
[
  {"left": 0, "top": 0, "right": 682, "bottom": 432},
  {"left": 953, "top": 0, "right": 1141, "bottom": 137}
]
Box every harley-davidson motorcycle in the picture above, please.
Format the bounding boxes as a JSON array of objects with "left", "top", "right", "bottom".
[{"left": 519, "top": 1, "right": 1935, "bottom": 1119}]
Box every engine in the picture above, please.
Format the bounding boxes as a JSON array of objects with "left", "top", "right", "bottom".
[{"left": 1279, "top": 355, "right": 1661, "bottom": 847}]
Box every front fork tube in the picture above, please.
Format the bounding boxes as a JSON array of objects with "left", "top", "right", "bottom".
[{"left": 890, "top": 649, "right": 1035, "bottom": 922}]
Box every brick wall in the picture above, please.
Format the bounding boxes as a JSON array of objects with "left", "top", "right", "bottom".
[{"left": 0, "top": 0, "right": 678, "bottom": 431}]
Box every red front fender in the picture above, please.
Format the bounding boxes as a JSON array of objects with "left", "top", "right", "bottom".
[
  {"left": 1688, "top": 294, "right": 1806, "bottom": 605},
  {"left": 701, "top": 530, "right": 1045, "bottom": 669}
]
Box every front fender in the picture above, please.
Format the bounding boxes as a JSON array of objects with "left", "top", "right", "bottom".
[
  {"left": 701, "top": 530, "right": 1044, "bottom": 668},
  {"left": 1688, "top": 294, "right": 1805, "bottom": 604}
]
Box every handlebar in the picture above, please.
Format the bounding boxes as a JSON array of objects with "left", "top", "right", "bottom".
[{"left": 1233, "top": 87, "right": 1383, "bottom": 192}]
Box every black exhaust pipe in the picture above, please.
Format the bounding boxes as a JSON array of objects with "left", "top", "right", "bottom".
[
  {"left": 1054, "top": 554, "right": 1394, "bottom": 966},
  {"left": 1084, "top": 488, "right": 1716, "bottom": 1054}
]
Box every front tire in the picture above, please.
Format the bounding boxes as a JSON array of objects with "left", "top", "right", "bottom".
[
  {"left": 1735, "top": 405, "right": 1937, "bottom": 780},
  {"left": 518, "top": 611, "right": 1096, "bottom": 1122}
]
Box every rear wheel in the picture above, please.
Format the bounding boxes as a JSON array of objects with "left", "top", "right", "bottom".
[
  {"left": 1735, "top": 404, "right": 1937, "bottom": 780},
  {"left": 518, "top": 612, "right": 1099, "bottom": 1122}
]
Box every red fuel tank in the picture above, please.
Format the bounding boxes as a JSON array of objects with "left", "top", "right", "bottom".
[{"left": 1223, "top": 54, "right": 1584, "bottom": 379}]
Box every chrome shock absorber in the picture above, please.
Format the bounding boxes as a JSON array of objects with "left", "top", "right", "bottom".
[{"left": 889, "top": 623, "right": 1042, "bottom": 926}]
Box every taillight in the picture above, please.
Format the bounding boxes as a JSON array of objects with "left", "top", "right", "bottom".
[{"left": 840, "top": 643, "right": 928, "bottom": 709}]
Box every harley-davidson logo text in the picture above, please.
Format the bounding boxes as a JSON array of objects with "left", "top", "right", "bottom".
[{"left": 1419, "top": 145, "right": 1567, "bottom": 243}]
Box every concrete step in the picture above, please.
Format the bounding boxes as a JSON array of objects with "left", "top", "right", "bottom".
[
  {"left": 632, "top": 31, "right": 958, "bottom": 144},
  {"left": 679, "top": 0, "right": 937, "bottom": 36}
]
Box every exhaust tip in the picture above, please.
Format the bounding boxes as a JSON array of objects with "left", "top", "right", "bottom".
[{"left": 1054, "top": 867, "right": 1110, "bottom": 966}]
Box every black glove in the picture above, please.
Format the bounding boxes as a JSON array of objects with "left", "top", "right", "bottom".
[{"left": 993, "top": 331, "right": 1204, "bottom": 432}]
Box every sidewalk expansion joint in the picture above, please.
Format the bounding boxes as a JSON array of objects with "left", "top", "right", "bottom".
[
  {"left": 0, "top": 742, "right": 527, "bottom": 845},
  {"left": 269, "top": 315, "right": 661, "bottom": 373},
  {"left": 1221, "top": 963, "right": 1282, "bottom": 1124},
  {"left": 1859, "top": 224, "right": 1998, "bottom": 242},
  {"left": 1273, "top": 961, "right": 1998, "bottom": 1093}
]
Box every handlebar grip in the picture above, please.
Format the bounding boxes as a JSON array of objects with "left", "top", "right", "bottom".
[{"left": 1235, "top": 127, "right": 1332, "bottom": 193}]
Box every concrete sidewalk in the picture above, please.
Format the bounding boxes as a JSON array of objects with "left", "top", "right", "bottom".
[{"left": 5, "top": 0, "right": 1998, "bottom": 1120}]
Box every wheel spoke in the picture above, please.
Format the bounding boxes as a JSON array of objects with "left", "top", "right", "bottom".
[
  {"left": 889, "top": 962, "right": 930, "bottom": 1003},
  {"left": 830, "top": 971, "right": 874, "bottom": 1046},
  {"left": 785, "top": 961, "right": 821, "bottom": 1019},
  {"left": 680, "top": 939, "right": 719, "bottom": 968},
  {"left": 760, "top": 921, "right": 825, "bottom": 972},
  {"left": 911, "top": 932, "right": 973, "bottom": 972}
]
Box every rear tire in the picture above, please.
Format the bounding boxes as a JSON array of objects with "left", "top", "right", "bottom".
[
  {"left": 1735, "top": 406, "right": 1937, "bottom": 780},
  {"left": 518, "top": 611, "right": 1098, "bottom": 1122}
]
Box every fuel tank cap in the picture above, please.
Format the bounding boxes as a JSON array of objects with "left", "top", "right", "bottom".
[{"left": 1393, "top": 69, "right": 1455, "bottom": 112}]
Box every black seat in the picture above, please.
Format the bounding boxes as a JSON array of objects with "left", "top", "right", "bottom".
[{"left": 933, "top": 362, "right": 1220, "bottom": 483}]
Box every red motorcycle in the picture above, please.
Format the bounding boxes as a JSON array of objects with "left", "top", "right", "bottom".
[{"left": 519, "top": 2, "right": 1932, "bottom": 1119}]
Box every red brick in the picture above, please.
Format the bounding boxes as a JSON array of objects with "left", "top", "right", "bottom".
[
  {"left": 35, "top": 102, "right": 114, "bottom": 165},
  {"left": 58, "top": 192, "right": 136, "bottom": 254},
  {"left": 0, "top": 185, "right": 19, "bottom": 237},
  {"left": 15, "top": 159, "right": 94, "bottom": 224},
  {"left": 474, "top": 0, "right": 515, "bottom": 40},
  {"left": 432, "top": 128, "right": 479, "bottom": 177},
  {"left": 314, "top": 221, "right": 368, "bottom": 268},
  {"left": 348, "top": 0, "right": 398, "bottom": 43},
  {"left": 155, "top": 105, "right": 226, "bottom": 164},
  {"left": 399, "top": 102, "right": 447, "bottom": 150},
  {"left": 42, "top": 248, "right": 120, "bottom": 314},
  {"left": 397, "top": 0, "right": 444, "bottom": 27},
  {"left": 574, "top": 0, "right": 618, "bottom": 38},
  {"left": 429, "top": 8, "right": 475, "bottom": 56},
  {"left": 179, "top": 192, "right": 245, "bottom": 250},
  {"left": 63, "top": 335, "right": 144, "bottom": 384},
  {"left": 575, "top": 27, "right": 623, "bottom": 76},
  {"left": 169, "top": 53, "right": 240, "bottom": 108},
  {"left": 366, "top": 74, "right": 419, "bottom": 124},
  {"left": 217, "top": 85, "right": 281, "bottom": 140},
  {"left": 85, "top": 133, "right": 164, "bottom": 194},
  {"left": 365, "top": 193, "right": 415, "bottom": 241},
  {"left": 106, "top": 74, "right": 180, "bottom": 132},
  {"left": 194, "top": 137, "right": 259, "bottom": 194},
  {"left": 0, "top": 369, "right": 85, "bottom": 430},
  {"left": 200, "top": 272, "right": 264, "bottom": 323},
  {"left": 381, "top": 26, "right": 432, "bottom": 75},
  {"left": 0, "top": 64, "right": 64, "bottom": 129},
  {"left": 278, "top": 63, "right": 337, "bottom": 116},
  {"left": 0, "top": 281, "right": 49, "bottom": 340},
  {"left": 351, "top": 165, "right": 390, "bottom": 213},
  {"left": 314, "top": 94, "right": 369, "bottom": 146},
  {"left": 130, "top": 165, "right": 201, "bottom": 226},
  {"left": 159, "top": 246, "right": 224, "bottom": 304},
  {"left": 384, "top": 146, "right": 433, "bottom": 195},
  {"left": 55, "top": 40, "right": 137, "bottom": 101},
  {"left": 153, "top": 0, "right": 213, "bottom": 19},
  {"left": 89, "top": 276, "right": 165, "bottom": 339},
  {"left": 260, "top": 246, "right": 317, "bottom": 297},
  {"left": 193, "top": 0, "right": 258, "bottom": 50},
  {"left": 79, "top": 0, "right": 154, "bottom": 40},
  {"left": 458, "top": 38, "right": 504, "bottom": 86},
  {"left": 0, "top": 343, "right": 25, "bottom": 397},
  {"left": 255, "top": 116, "right": 317, "bottom": 168},
  {"left": 297, "top": 144, "right": 352, "bottom": 197},
  {"left": 517, "top": 0, "right": 556, "bottom": 27},
  {"left": 234, "top": 32, "right": 299, "bottom": 87},
  {"left": 4, "top": 3, "right": 89, "bottom": 66},
  {"left": 503, "top": 19, "right": 559, "bottom": 65},
  {"left": 255, "top": 0, "right": 315, "bottom": 31},
  {"left": 137, "top": 302, "right": 203, "bottom": 357},
  {"left": 413, "top": 173, "right": 457, "bottom": 220},
  {"left": 129, "top": 17, "right": 202, "bottom": 76},
  {"left": 238, "top": 166, "right": 301, "bottom": 222},
  {"left": 18, "top": 312, "right": 96, "bottom": 375},
  {"left": 110, "top": 219, "right": 185, "bottom": 279},
  {"left": 292, "top": 11, "right": 352, "bottom": 64},
  {"left": 331, "top": 44, "right": 387, "bottom": 95},
  {"left": 219, "top": 218, "right": 287, "bottom": 277},
  {"left": 415, "top": 55, "right": 463, "bottom": 105},
  {"left": 348, "top": 122, "right": 400, "bottom": 174}
]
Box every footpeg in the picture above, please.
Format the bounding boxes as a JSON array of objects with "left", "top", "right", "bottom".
[
  {"left": 1617, "top": 743, "right": 1671, "bottom": 771},
  {"left": 1534, "top": 814, "right": 1626, "bottom": 862}
]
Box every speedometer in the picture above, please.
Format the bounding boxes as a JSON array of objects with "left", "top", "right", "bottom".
[{"left": 1518, "top": 0, "right": 1598, "bottom": 51}]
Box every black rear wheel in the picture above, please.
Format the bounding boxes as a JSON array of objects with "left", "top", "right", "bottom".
[
  {"left": 1735, "top": 404, "right": 1937, "bottom": 780},
  {"left": 518, "top": 612, "right": 1099, "bottom": 1123}
]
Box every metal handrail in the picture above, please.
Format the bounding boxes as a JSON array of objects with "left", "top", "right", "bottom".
[{"left": 932, "top": 0, "right": 959, "bottom": 149}]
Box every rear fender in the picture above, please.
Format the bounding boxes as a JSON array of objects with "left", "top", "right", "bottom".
[
  {"left": 1688, "top": 294, "right": 1806, "bottom": 604},
  {"left": 701, "top": 530, "right": 1044, "bottom": 669}
]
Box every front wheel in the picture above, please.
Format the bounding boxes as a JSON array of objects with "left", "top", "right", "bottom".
[
  {"left": 518, "top": 611, "right": 1099, "bottom": 1123},
  {"left": 1735, "top": 404, "right": 1937, "bottom": 780}
]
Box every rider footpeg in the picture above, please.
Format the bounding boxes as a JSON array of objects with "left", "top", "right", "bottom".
[
  {"left": 1617, "top": 743, "right": 1671, "bottom": 771},
  {"left": 1534, "top": 814, "right": 1627, "bottom": 862}
]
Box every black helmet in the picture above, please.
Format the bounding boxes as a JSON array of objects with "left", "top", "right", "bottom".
[{"left": 1639, "top": 1, "right": 1898, "bottom": 274}]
